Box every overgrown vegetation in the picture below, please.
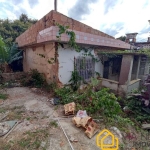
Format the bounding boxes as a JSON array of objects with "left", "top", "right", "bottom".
[
  {"left": 21, "top": 69, "right": 57, "bottom": 92},
  {"left": 56, "top": 23, "right": 100, "bottom": 63},
  {"left": 56, "top": 23, "right": 80, "bottom": 52},
  {"left": 54, "top": 83, "right": 135, "bottom": 130},
  {"left": 127, "top": 95, "right": 150, "bottom": 124},
  {"left": 69, "top": 68, "right": 82, "bottom": 91},
  {"left": 54, "top": 85, "right": 121, "bottom": 115},
  {"left": 21, "top": 69, "right": 46, "bottom": 88},
  {"left": 98, "top": 49, "right": 150, "bottom": 58},
  {"left": 0, "top": 14, "right": 37, "bottom": 72},
  {"left": 0, "top": 37, "right": 23, "bottom": 72}
]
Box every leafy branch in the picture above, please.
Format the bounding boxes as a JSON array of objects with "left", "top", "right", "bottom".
[
  {"left": 37, "top": 54, "right": 55, "bottom": 64},
  {"left": 56, "top": 23, "right": 101, "bottom": 63},
  {"left": 56, "top": 23, "right": 80, "bottom": 52}
]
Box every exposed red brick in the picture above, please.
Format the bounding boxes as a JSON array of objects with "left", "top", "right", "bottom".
[
  {"left": 91, "top": 29, "right": 95, "bottom": 34},
  {"left": 61, "top": 15, "right": 68, "bottom": 22},
  {"left": 67, "top": 18, "right": 72, "bottom": 24},
  {"left": 86, "top": 27, "right": 92, "bottom": 34},
  {"left": 16, "top": 10, "right": 114, "bottom": 47}
]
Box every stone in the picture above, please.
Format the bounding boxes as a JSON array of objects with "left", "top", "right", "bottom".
[
  {"left": 25, "top": 121, "right": 30, "bottom": 126},
  {"left": 110, "top": 126, "right": 123, "bottom": 139},
  {"left": 41, "top": 141, "right": 46, "bottom": 148},
  {"left": 70, "top": 136, "right": 78, "bottom": 142}
]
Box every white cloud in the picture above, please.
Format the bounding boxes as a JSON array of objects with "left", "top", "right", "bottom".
[{"left": 0, "top": 0, "right": 150, "bottom": 41}]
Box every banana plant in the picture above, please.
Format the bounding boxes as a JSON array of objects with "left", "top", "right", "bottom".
[{"left": 0, "top": 36, "right": 23, "bottom": 71}]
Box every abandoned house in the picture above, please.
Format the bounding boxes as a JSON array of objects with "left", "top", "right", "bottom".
[
  {"left": 125, "top": 33, "right": 150, "bottom": 79},
  {"left": 16, "top": 10, "right": 148, "bottom": 95},
  {"left": 125, "top": 32, "right": 150, "bottom": 50}
]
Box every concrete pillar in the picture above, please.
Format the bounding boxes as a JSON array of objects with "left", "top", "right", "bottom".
[
  {"left": 132, "top": 38, "right": 136, "bottom": 43},
  {"left": 119, "top": 55, "right": 134, "bottom": 85},
  {"left": 136, "top": 56, "right": 141, "bottom": 79},
  {"left": 144, "top": 57, "right": 150, "bottom": 75},
  {"left": 118, "top": 55, "right": 134, "bottom": 96}
]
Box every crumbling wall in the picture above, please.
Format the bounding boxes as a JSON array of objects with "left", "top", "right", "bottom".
[
  {"left": 23, "top": 43, "right": 58, "bottom": 83},
  {"left": 1, "top": 72, "right": 26, "bottom": 82}
]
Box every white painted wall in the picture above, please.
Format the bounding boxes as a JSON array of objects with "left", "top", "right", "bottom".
[{"left": 58, "top": 46, "right": 103, "bottom": 84}]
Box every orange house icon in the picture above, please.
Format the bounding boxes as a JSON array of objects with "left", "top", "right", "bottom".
[{"left": 96, "top": 129, "right": 119, "bottom": 150}]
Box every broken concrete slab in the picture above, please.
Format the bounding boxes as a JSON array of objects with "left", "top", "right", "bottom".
[
  {"left": 142, "top": 124, "right": 150, "bottom": 129},
  {"left": 0, "top": 120, "right": 17, "bottom": 137}
]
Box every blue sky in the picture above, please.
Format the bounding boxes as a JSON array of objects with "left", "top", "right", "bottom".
[{"left": 0, "top": 0, "right": 150, "bottom": 41}]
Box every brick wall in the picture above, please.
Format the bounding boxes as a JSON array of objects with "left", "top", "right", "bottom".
[
  {"left": 16, "top": 10, "right": 114, "bottom": 47},
  {"left": 23, "top": 43, "right": 59, "bottom": 84},
  {"left": 1, "top": 72, "right": 26, "bottom": 82}
]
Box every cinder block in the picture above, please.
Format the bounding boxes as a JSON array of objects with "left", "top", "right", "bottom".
[{"left": 67, "top": 18, "right": 72, "bottom": 24}]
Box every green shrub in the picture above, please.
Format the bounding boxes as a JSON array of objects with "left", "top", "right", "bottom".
[
  {"left": 30, "top": 69, "right": 45, "bottom": 87},
  {"left": 55, "top": 86, "right": 122, "bottom": 117},
  {"left": 85, "top": 88, "right": 122, "bottom": 116},
  {"left": 54, "top": 87, "right": 73, "bottom": 104},
  {"left": 53, "top": 83, "right": 136, "bottom": 128},
  {"left": 21, "top": 69, "right": 45, "bottom": 87},
  {"left": 127, "top": 96, "right": 150, "bottom": 123},
  {"left": 0, "top": 93, "right": 8, "bottom": 100}
]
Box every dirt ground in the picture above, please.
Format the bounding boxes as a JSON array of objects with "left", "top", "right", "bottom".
[
  {"left": 0, "top": 87, "right": 102, "bottom": 150},
  {"left": 0, "top": 87, "right": 148, "bottom": 150}
]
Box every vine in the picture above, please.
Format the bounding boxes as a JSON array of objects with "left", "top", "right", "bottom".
[
  {"left": 56, "top": 23, "right": 102, "bottom": 83},
  {"left": 98, "top": 49, "right": 150, "bottom": 57},
  {"left": 98, "top": 49, "right": 150, "bottom": 64},
  {"left": 56, "top": 23, "right": 80, "bottom": 52},
  {"left": 56, "top": 23, "right": 100, "bottom": 61},
  {"left": 37, "top": 54, "right": 55, "bottom": 64}
]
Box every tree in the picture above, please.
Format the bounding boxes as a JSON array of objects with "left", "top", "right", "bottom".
[
  {"left": 117, "top": 36, "right": 126, "bottom": 42},
  {"left": 0, "top": 14, "right": 37, "bottom": 46},
  {"left": 0, "top": 14, "right": 37, "bottom": 72},
  {"left": 19, "top": 14, "right": 37, "bottom": 24}
]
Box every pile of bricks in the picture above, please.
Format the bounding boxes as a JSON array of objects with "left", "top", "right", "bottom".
[{"left": 16, "top": 10, "right": 114, "bottom": 47}]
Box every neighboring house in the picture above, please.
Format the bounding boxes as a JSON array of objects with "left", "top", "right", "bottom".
[
  {"left": 16, "top": 10, "right": 142, "bottom": 96},
  {"left": 125, "top": 33, "right": 150, "bottom": 79},
  {"left": 125, "top": 33, "right": 150, "bottom": 50}
]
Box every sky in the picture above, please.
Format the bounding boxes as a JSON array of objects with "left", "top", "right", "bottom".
[{"left": 0, "top": 0, "right": 150, "bottom": 42}]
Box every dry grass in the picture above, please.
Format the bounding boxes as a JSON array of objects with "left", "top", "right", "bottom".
[
  {"left": 0, "top": 128, "right": 49, "bottom": 150},
  {"left": 0, "top": 105, "right": 53, "bottom": 150},
  {"left": 2, "top": 106, "right": 26, "bottom": 121}
]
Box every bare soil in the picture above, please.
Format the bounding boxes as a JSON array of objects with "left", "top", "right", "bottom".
[
  {"left": 0, "top": 87, "right": 148, "bottom": 150},
  {"left": 0, "top": 87, "right": 101, "bottom": 150}
]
